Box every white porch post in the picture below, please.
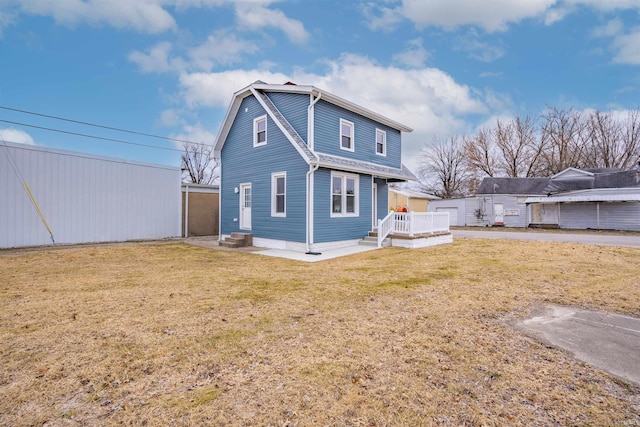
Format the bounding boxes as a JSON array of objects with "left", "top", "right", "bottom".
[{"left": 409, "top": 211, "right": 414, "bottom": 237}]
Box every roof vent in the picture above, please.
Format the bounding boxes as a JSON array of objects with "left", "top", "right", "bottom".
[{"left": 284, "top": 81, "right": 297, "bottom": 85}]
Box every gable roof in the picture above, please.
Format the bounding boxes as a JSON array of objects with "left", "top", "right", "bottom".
[
  {"left": 476, "top": 168, "right": 640, "bottom": 196},
  {"left": 551, "top": 167, "right": 594, "bottom": 180},
  {"left": 214, "top": 81, "right": 416, "bottom": 181},
  {"left": 476, "top": 177, "right": 551, "bottom": 195}
]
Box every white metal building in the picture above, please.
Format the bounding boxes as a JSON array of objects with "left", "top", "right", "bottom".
[{"left": 1, "top": 141, "right": 181, "bottom": 248}]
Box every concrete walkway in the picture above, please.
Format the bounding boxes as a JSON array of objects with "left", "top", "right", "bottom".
[
  {"left": 452, "top": 229, "right": 640, "bottom": 247},
  {"left": 515, "top": 305, "right": 640, "bottom": 387},
  {"left": 184, "top": 237, "right": 379, "bottom": 262}
]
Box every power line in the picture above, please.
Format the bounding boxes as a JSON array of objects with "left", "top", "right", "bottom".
[
  {"left": 0, "top": 105, "right": 211, "bottom": 148},
  {"left": 0, "top": 119, "right": 185, "bottom": 153}
]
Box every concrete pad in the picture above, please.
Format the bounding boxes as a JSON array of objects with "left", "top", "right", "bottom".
[
  {"left": 254, "top": 244, "right": 379, "bottom": 262},
  {"left": 516, "top": 305, "right": 640, "bottom": 387}
]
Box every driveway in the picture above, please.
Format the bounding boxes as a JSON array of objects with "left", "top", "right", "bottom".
[
  {"left": 452, "top": 229, "right": 640, "bottom": 247},
  {"left": 515, "top": 306, "right": 640, "bottom": 388}
]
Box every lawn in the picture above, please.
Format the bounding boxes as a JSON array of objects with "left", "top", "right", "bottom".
[{"left": 1, "top": 239, "right": 639, "bottom": 426}]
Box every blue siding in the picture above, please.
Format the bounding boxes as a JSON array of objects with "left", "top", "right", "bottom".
[
  {"left": 313, "top": 168, "right": 373, "bottom": 243},
  {"left": 221, "top": 95, "right": 308, "bottom": 242},
  {"left": 314, "top": 100, "right": 402, "bottom": 169},
  {"left": 267, "top": 92, "right": 308, "bottom": 143},
  {"left": 375, "top": 178, "right": 389, "bottom": 221}
]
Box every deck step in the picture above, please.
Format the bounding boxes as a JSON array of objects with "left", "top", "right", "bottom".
[
  {"left": 359, "top": 235, "right": 391, "bottom": 247},
  {"left": 219, "top": 240, "right": 242, "bottom": 248},
  {"left": 221, "top": 232, "right": 253, "bottom": 248}
]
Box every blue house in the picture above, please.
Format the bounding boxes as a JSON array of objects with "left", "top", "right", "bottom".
[{"left": 214, "top": 81, "right": 417, "bottom": 252}]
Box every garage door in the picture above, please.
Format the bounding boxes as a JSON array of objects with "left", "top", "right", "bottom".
[{"left": 436, "top": 207, "right": 459, "bottom": 226}]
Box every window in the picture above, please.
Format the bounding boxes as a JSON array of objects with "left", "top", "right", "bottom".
[
  {"left": 271, "top": 172, "right": 286, "bottom": 217},
  {"left": 331, "top": 172, "right": 358, "bottom": 217},
  {"left": 375, "top": 129, "right": 386, "bottom": 156},
  {"left": 340, "top": 119, "right": 354, "bottom": 152},
  {"left": 253, "top": 115, "right": 267, "bottom": 147}
]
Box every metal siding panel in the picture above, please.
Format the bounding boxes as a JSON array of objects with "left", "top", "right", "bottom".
[
  {"left": 495, "top": 195, "right": 528, "bottom": 227},
  {"left": 313, "top": 168, "right": 372, "bottom": 243},
  {"left": 1, "top": 142, "right": 180, "bottom": 248},
  {"left": 599, "top": 202, "right": 640, "bottom": 231},
  {"left": 314, "top": 100, "right": 402, "bottom": 169},
  {"left": 559, "top": 203, "right": 598, "bottom": 229},
  {"left": 220, "top": 95, "right": 307, "bottom": 242}
]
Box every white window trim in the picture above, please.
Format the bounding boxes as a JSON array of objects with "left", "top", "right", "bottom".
[
  {"left": 330, "top": 171, "right": 359, "bottom": 218},
  {"left": 375, "top": 128, "right": 386, "bottom": 157},
  {"left": 253, "top": 115, "right": 267, "bottom": 147},
  {"left": 339, "top": 119, "right": 354, "bottom": 152},
  {"left": 271, "top": 171, "right": 286, "bottom": 217}
]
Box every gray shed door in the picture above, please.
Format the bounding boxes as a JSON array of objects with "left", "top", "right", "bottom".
[{"left": 436, "top": 207, "right": 459, "bottom": 226}]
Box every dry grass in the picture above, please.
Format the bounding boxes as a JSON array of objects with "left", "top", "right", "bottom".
[{"left": 1, "top": 239, "right": 639, "bottom": 426}]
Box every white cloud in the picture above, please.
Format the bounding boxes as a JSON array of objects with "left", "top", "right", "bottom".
[
  {"left": 0, "top": 128, "right": 36, "bottom": 145},
  {"left": 17, "top": 0, "right": 176, "bottom": 33},
  {"left": 362, "top": 2, "right": 404, "bottom": 32},
  {"left": 398, "top": 0, "right": 556, "bottom": 32},
  {"left": 170, "top": 122, "right": 217, "bottom": 149},
  {"left": 158, "top": 109, "right": 184, "bottom": 127},
  {"left": 188, "top": 30, "right": 259, "bottom": 71},
  {"left": 368, "top": 0, "right": 640, "bottom": 33},
  {"left": 128, "top": 42, "right": 187, "bottom": 74},
  {"left": 179, "top": 69, "right": 289, "bottom": 108},
  {"left": 454, "top": 31, "right": 505, "bottom": 62},
  {"left": 235, "top": 3, "right": 309, "bottom": 45},
  {"left": 392, "top": 38, "right": 430, "bottom": 68},
  {"left": 0, "top": 10, "right": 15, "bottom": 37},
  {"left": 592, "top": 18, "right": 624, "bottom": 37},
  {"left": 611, "top": 28, "right": 640, "bottom": 64},
  {"left": 593, "top": 19, "right": 640, "bottom": 65}
]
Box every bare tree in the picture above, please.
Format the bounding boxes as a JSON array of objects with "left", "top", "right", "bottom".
[
  {"left": 463, "top": 127, "right": 498, "bottom": 178},
  {"left": 495, "top": 116, "right": 546, "bottom": 177},
  {"left": 583, "top": 110, "right": 621, "bottom": 169},
  {"left": 181, "top": 141, "right": 219, "bottom": 184},
  {"left": 539, "top": 107, "right": 587, "bottom": 175},
  {"left": 418, "top": 135, "right": 470, "bottom": 198},
  {"left": 619, "top": 109, "right": 640, "bottom": 170}
]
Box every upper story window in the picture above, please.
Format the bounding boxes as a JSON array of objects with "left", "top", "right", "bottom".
[
  {"left": 375, "top": 129, "right": 386, "bottom": 156},
  {"left": 271, "top": 172, "right": 286, "bottom": 217},
  {"left": 331, "top": 172, "right": 358, "bottom": 217},
  {"left": 254, "top": 115, "right": 267, "bottom": 147},
  {"left": 340, "top": 119, "right": 354, "bottom": 152}
]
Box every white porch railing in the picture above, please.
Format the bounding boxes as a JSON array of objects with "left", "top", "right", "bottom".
[{"left": 377, "top": 212, "right": 450, "bottom": 248}]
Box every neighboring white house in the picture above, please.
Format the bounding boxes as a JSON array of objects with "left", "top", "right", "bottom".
[
  {"left": 1, "top": 141, "right": 181, "bottom": 248},
  {"left": 429, "top": 167, "right": 640, "bottom": 231}
]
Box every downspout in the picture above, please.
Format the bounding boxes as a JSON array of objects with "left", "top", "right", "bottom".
[
  {"left": 306, "top": 92, "right": 322, "bottom": 253},
  {"left": 217, "top": 161, "right": 223, "bottom": 242},
  {"left": 306, "top": 162, "right": 320, "bottom": 253}
]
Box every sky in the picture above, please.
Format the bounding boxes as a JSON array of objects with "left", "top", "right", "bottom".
[{"left": 0, "top": 0, "right": 639, "bottom": 174}]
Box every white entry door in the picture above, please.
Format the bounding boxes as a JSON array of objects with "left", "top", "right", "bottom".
[
  {"left": 240, "top": 183, "right": 251, "bottom": 230},
  {"left": 494, "top": 203, "right": 504, "bottom": 224}
]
